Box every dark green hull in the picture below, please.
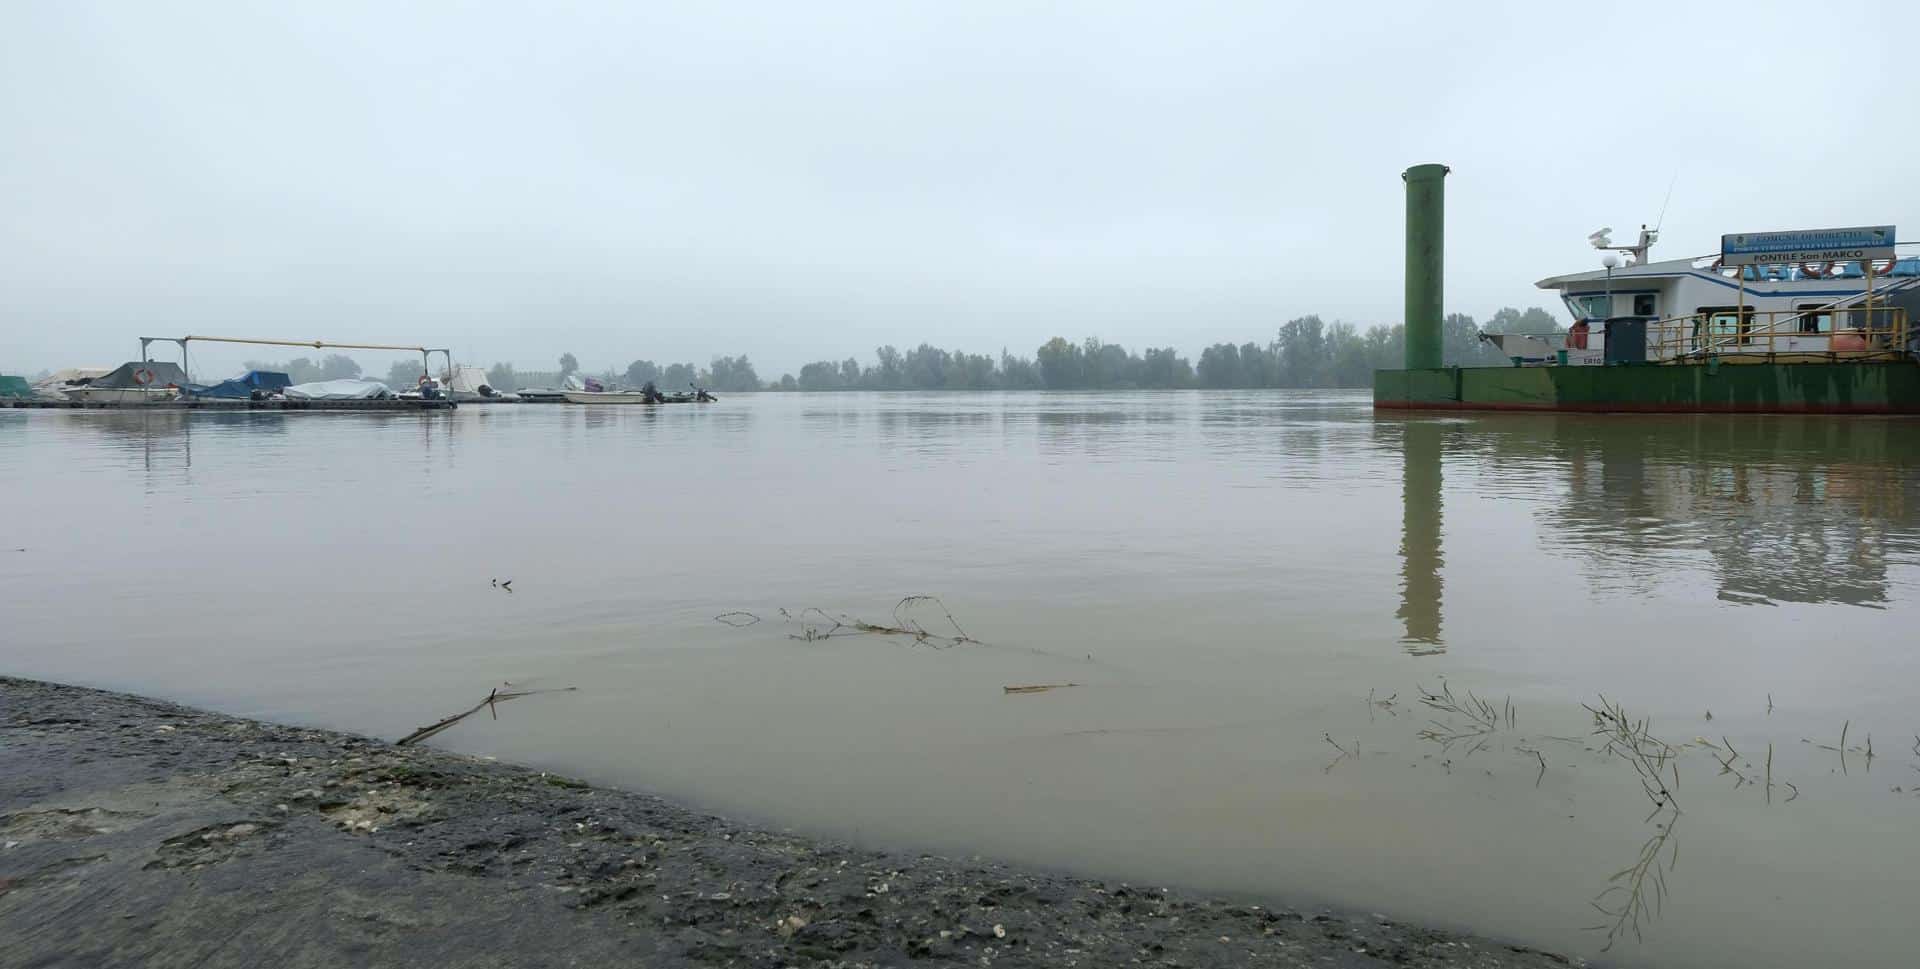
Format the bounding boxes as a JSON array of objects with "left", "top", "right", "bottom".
[{"left": 1374, "top": 362, "right": 1920, "bottom": 414}]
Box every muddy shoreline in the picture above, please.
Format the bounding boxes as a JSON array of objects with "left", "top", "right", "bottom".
[{"left": 1, "top": 676, "right": 1580, "bottom": 967}]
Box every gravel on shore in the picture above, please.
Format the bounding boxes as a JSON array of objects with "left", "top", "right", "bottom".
[{"left": 0, "top": 676, "right": 1582, "bottom": 968}]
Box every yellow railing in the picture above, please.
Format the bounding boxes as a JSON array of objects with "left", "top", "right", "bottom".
[{"left": 1648, "top": 305, "right": 1909, "bottom": 364}]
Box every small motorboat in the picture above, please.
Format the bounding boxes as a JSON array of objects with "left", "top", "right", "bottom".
[{"left": 564, "top": 382, "right": 717, "bottom": 404}]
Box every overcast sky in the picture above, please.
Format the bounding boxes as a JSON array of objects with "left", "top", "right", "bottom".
[{"left": 3, "top": 1, "right": 1913, "bottom": 377}]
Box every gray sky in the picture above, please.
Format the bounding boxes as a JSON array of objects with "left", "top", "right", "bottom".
[{"left": 4, "top": 1, "right": 1913, "bottom": 377}]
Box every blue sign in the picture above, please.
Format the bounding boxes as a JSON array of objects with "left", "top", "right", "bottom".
[{"left": 1721, "top": 225, "right": 1895, "bottom": 266}]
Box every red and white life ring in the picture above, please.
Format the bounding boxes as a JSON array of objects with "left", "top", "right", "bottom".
[
  {"left": 1866, "top": 257, "right": 1900, "bottom": 276},
  {"left": 1799, "top": 261, "right": 1829, "bottom": 279},
  {"left": 132, "top": 367, "right": 156, "bottom": 385}
]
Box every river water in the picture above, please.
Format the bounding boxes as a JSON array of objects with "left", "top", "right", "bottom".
[{"left": 3, "top": 393, "right": 1916, "bottom": 967}]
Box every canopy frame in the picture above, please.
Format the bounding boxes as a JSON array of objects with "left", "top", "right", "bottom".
[{"left": 139, "top": 335, "right": 452, "bottom": 389}]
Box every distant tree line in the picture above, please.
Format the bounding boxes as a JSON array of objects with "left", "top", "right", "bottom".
[
  {"left": 767, "top": 306, "right": 1562, "bottom": 391},
  {"left": 241, "top": 353, "right": 365, "bottom": 384},
  {"left": 242, "top": 306, "right": 1564, "bottom": 393}
]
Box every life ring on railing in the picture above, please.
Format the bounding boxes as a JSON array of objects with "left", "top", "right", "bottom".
[
  {"left": 132, "top": 367, "right": 156, "bottom": 385},
  {"left": 1799, "top": 261, "right": 1829, "bottom": 280},
  {"left": 1866, "top": 257, "right": 1899, "bottom": 276}
]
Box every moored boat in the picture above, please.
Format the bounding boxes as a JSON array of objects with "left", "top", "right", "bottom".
[
  {"left": 1374, "top": 164, "right": 1920, "bottom": 414},
  {"left": 62, "top": 361, "right": 188, "bottom": 404}
]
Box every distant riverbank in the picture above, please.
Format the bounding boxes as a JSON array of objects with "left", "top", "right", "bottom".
[{"left": 1, "top": 676, "right": 1578, "bottom": 968}]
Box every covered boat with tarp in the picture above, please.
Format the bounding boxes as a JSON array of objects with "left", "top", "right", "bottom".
[
  {"left": 31, "top": 368, "right": 110, "bottom": 400},
  {"left": 283, "top": 379, "right": 394, "bottom": 400},
  {"left": 186, "top": 370, "right": 293, "bottom": 400},
  {"left": 64, "top": 361, "right": 189, "bottom": 403}
]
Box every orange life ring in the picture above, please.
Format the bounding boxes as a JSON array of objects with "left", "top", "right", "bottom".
[
  {"left": 132, "top": 367, "right": 156, "bottom": 385},
  {"left": 1866, "top": 257, "right": 1899, "bottom": 276},
  {"left": 1799, "top": 261, "right": 1828, "bottom": 280}
]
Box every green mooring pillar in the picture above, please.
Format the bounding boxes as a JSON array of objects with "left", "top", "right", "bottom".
[{"left": 1403, "top": 163, "right": 1449, "bottom": 371}]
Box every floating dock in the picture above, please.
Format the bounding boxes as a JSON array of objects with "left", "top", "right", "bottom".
[{"left": 5, "top": 399, "right": 456, "bottom": 411}]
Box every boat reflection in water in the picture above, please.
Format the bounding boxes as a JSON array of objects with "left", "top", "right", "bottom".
[{"left": 1391, "top": 413, "right": 1919, "bottom": 654}]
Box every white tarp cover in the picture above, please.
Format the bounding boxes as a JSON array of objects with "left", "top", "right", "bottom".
[
  {"left": 443, "top": 365, "right": 491, "bottom": 395},
  {"left": 284, "top": 379, "right": 394, "bottom": 400},
  {"left": 33, "top": 368, "right": 109, "bottom": 399}
]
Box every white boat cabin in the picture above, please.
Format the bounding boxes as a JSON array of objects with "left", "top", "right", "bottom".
[{"left": 1529, "top": 233, "right": 1919, "bottom": 365}]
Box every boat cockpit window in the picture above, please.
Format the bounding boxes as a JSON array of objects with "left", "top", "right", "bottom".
[
  {"left": 1632, "top": 294, "right": 1656, "bottom": 316},
  {"left": 1567, "top": 294, "right": 1610, "bottom": 321},
  {"left": 1796, "top": 303, "right": 1833, "bottom": 334}
]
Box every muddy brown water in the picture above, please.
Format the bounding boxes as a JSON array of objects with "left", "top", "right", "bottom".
[{"left": 3, "top": 392, "right": 1917, "bottom": 968}]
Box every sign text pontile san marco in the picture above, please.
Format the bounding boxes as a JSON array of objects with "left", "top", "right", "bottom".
[{"left": 1720, "top": 226, "right": 1895, "bottom": 266}]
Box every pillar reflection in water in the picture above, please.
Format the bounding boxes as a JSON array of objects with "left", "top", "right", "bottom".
[{"left": 1397, "top": 418, "right": 1443, "bottom": 653}]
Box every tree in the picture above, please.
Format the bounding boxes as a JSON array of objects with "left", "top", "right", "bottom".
[
  {"left": 624, "top": 359, "right": 660, "bottom": 387},
  {"left": 797, "top": 360, "right": 847, "bottom": 391},
  {"left": 558, "top": 353, "right": 579, "bottom": 378},
  {"left": 316, "top": 354, "right": 362, "bottom": 381},
  {"left": 385, "top": 359, "right": 424, "bottom": 389},
  {"left": 1443, "top": 313, "right": 1507, "bottom": 367},
  {"left": 660, "top": 362, "right": 696, "bottom": 388},
  {"left": 777, "top": 373, "right": 797, "bottom": 391},
  {"left": 248, "top": 357, "right": 322, "bottom": 384},
  {"left": 486, "top": 362, "right": 517, "bottom": 391},
  {"left": 705, "top": 355, "right": 761, "bottom": 393},
  {"left": 871, "top": 346, "right": 904, "bottom": 389},
  {"left": 1276, "top": 316, "right": 1330, "bottom": 387},
  {"left": 1035, "top": 337, "right": 1083, "bottom": 389}
]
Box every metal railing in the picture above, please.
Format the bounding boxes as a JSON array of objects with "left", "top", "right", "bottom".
[{"left": 1649, "top": 306, "right": 1909, "bottom": 363}]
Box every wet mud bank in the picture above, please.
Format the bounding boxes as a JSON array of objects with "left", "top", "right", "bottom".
[{"left": 1, "top": 677, "right": 1580, "bottom": 968}]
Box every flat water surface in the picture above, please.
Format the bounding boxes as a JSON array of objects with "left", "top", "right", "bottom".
[{"left": 3, "top": 393, "right": 1917, "bottom": 967}]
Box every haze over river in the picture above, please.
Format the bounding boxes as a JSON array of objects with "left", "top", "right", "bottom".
[{"left": 4, "top": 393, "right": 1917, "bottom": 968}]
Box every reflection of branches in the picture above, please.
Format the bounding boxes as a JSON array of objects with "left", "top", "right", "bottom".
[
  {"left": 1588, "top": 810, "right": 1680, "bottom": 951},
  {"left": 1581, "top": 697, "right": 1682, "bottom": 951},
  {"left": 1415, "top": 681, "right": 1512, "bottom": 757},
  {"left": 776, "top": 597, "right": 980, "bottom": 648},
  {"left": 1322, "top": 733, "right": 1358, "bottom": 773}
]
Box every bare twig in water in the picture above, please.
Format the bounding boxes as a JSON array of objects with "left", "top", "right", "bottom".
[
  {"left": 1583, "top": 696, "right": 1679, "bottom": 810},
  {"left": 1322, "top": 732, "right": 1358, "bottom": 773},
  {"left": 1415, "top": 682, "right": 1513, "bottom": 756},
  {"left": 1003, "top": 683, "right": 1080, "bottom": 695},
  {"left": 1515, "top": 746, "right": 1548, "bottom": 787},
  {"left": 396, "top": 685, "right": 579, "bottom": 746},
  {"left": 780, "top": 596, "right": 979, "bottom": 648},
  {"left": 1785, "top": 781, "right": 1799, "bottom": 802},
  {"left": 1366, "top": 689, "right": 1399, "bottom": 722},
  {"left": 1766, "top": 693, "right": 1774, "bottom": 715},
  {"left": 1841, "top": 720, "right": 1850, "bottom": 774},
  {"left": 1766, "top": 744, "right": 1773, "bottom": 805},
  {"left": 714, "top": 611, "right": 761, "bottom": 627}
]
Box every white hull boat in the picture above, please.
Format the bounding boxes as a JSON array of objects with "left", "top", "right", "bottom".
[
  {"left": 63, "top": 387, "right": 178, "bottom": 404},
  {"left": 562, "top": 391, "right": 651, "bottom": 404}
]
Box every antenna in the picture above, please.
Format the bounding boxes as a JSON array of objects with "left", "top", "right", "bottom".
[
  {"left": 1588, "top": 227, "right": 1613, "bottom": 248},
  {"left": 1653, "top": 170, "right": 1678, "bottom": 232}
]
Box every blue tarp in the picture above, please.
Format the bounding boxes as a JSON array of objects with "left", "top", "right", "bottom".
[{"left": 188, "top": 370, "right": 293, "bottom": 399}]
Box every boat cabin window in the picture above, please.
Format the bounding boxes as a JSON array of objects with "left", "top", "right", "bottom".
[
  {"left": 1695, "top": 306, "right": 1756, "bottom": 346},
  {"left": 1567, "top": 294, "right": 1611, "bottom": 321},
  {"left": 1796, "top": 303, "right": 1833, "bottom": 334},
  {"left": 1632, "top": 294, "right": 1656, "bottom": 316}
]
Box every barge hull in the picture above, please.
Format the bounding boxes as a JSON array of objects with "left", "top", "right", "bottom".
[{"left": 1374, "top": 362, "right": 1920, "bottom": 414}]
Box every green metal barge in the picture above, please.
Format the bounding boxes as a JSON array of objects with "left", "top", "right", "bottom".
[{"left": 1374, "top": 164, "right": 1920, "bottom": 414}]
